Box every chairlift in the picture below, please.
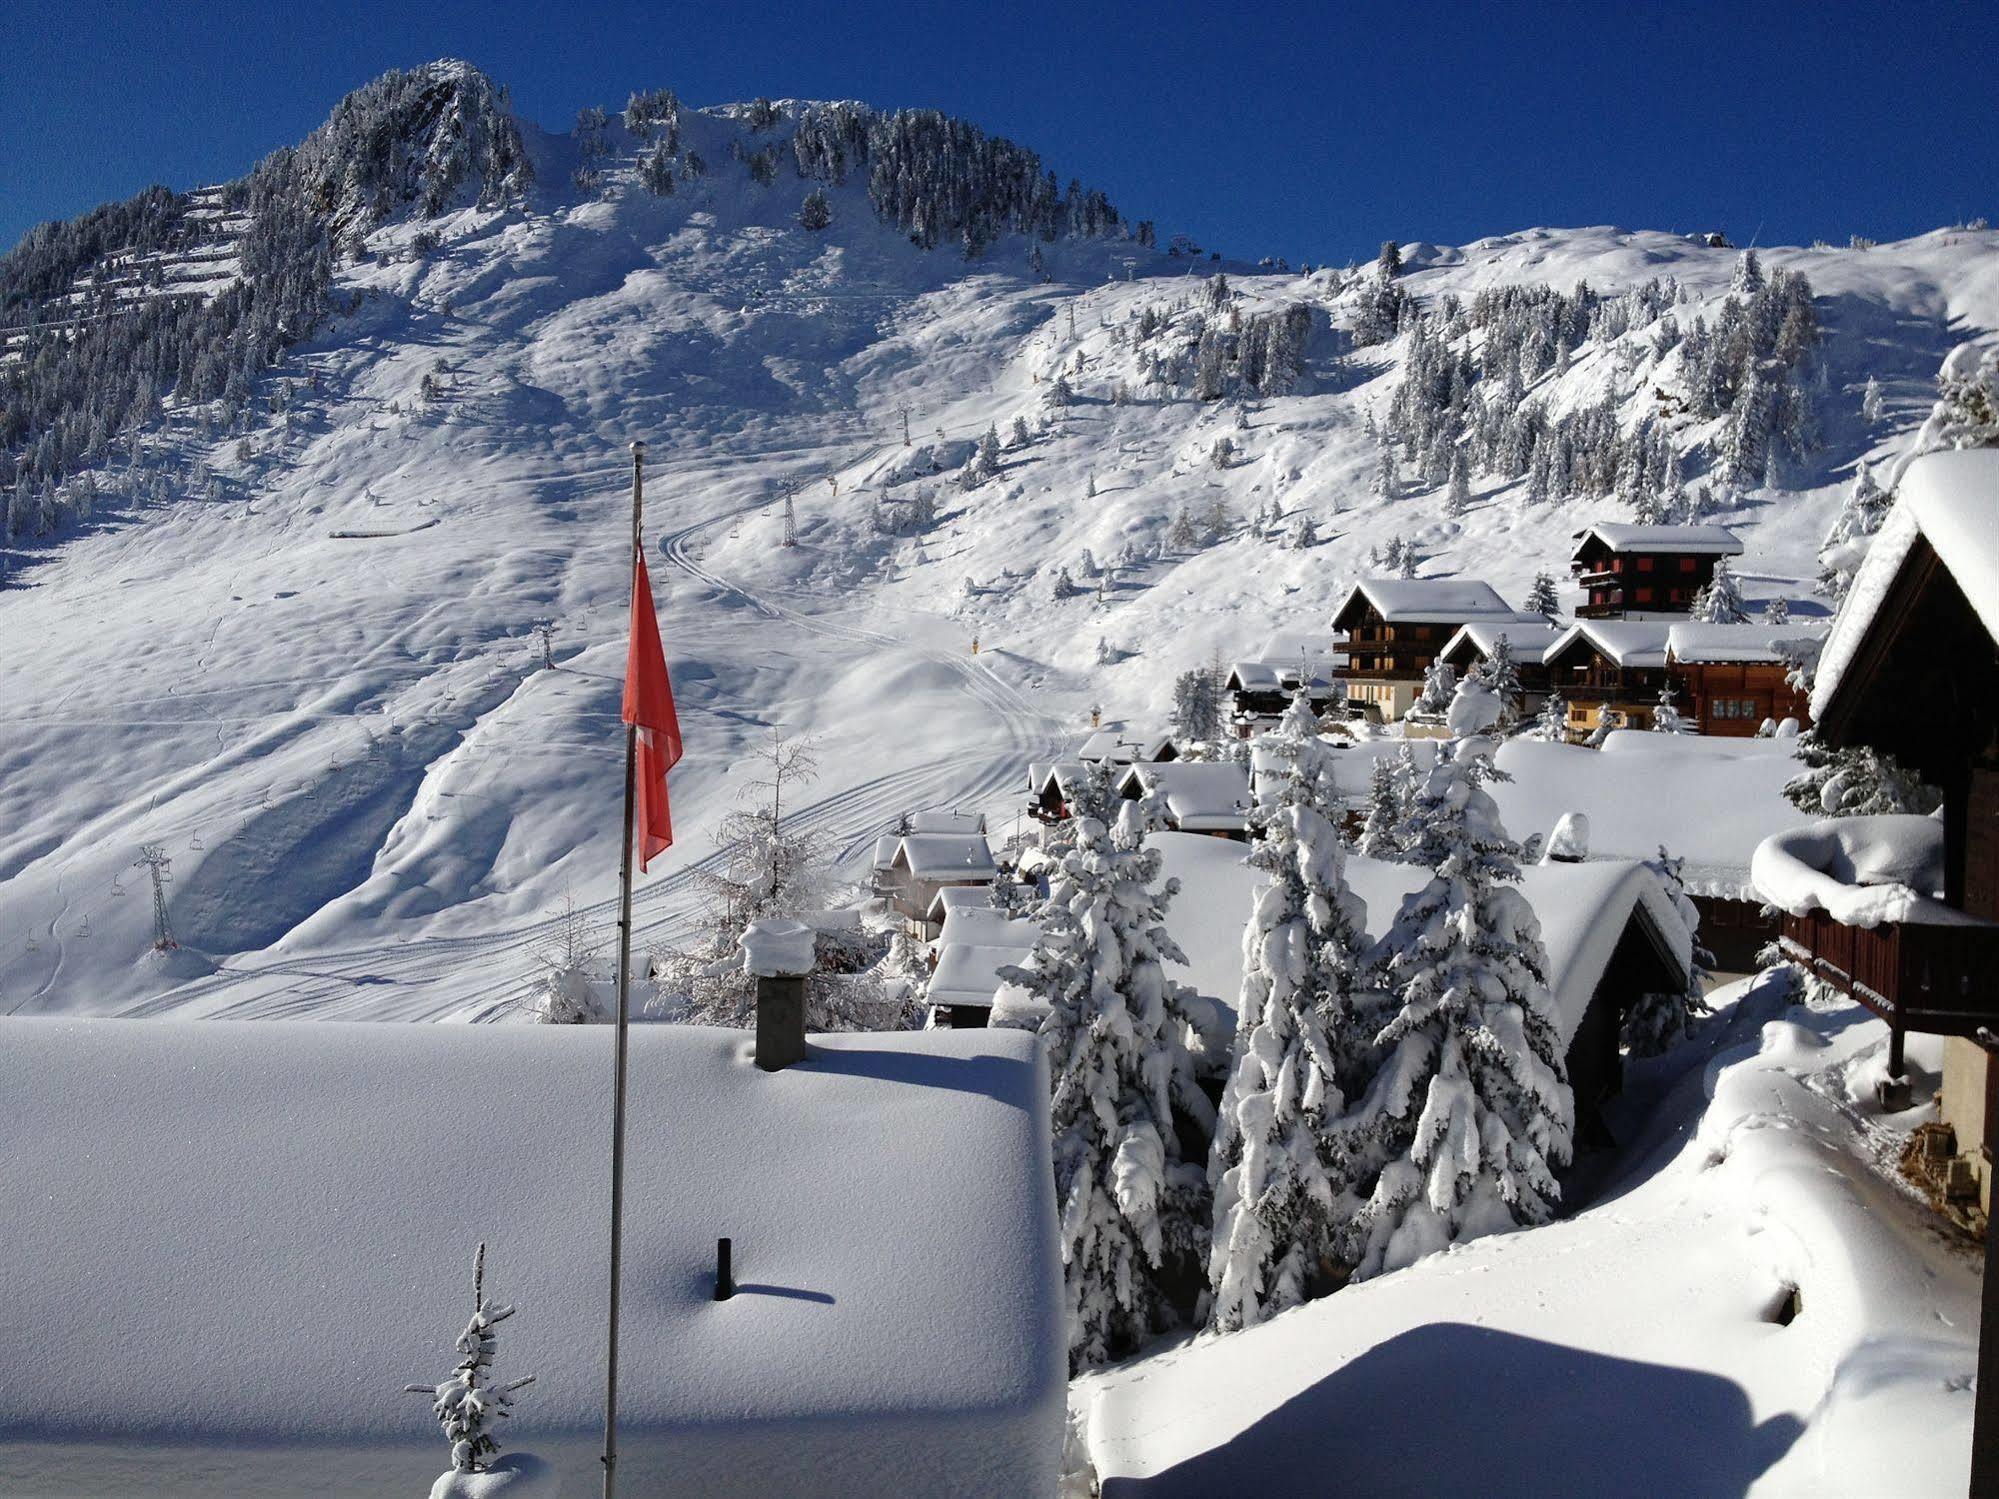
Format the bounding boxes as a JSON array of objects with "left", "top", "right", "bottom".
[
  {"left": 190, "top": 831, "right": 205, "bottom": 852},
  {"left": 111, "top": 876, "right": 126, "bottom": 897}
]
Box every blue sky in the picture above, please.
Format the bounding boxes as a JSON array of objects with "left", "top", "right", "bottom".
[{"left": 4, "top": 0, "right": 1994, "bottom": 262}]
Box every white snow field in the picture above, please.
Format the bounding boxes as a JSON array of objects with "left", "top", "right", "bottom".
[
  {"left": 0, "top": 1018, "right": 1063, "bottom": 1497},
  {"left": 1075, "top": 977, "right": 1984, "bottom": 1497},
  {"left": 2, "top": 88, "right": 1996, "bottom": 1023}
]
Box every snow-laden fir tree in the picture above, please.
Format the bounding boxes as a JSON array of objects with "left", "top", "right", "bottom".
[
  {"left": 1814, "top": 462, "right": 1892, "bottom": 600},
  {"left": 1355, "top": 756, "right": 1406, "bottom": 860},
  {"left": 1621, "top": 847, "right": 1713, "bottom": 1056},
  {"left": 405, "top": 1243, "right": 536, "bottom": 1475},
  {"left": 1336, "top": 683, "right": 1572, "bottom": 1278},
  {"left": 1534, "top": 690, "right": 1570, "bottom": 743},
  {"left": 1860, "top": 374, "right": 1884, "bottom": 425},
  {"left": 1763, "top": 597, "right": 1790, "bottom": 626},
  {"left": 1783, "top": 731, "right": 1942, "bottom": 816},
  {"left": 1444, "top": 446, "right": 1471, "bottom": 516},
  {"left": 1002, "top": 803, "right": 1215, "bottom": 1370},
  {"left": 1208, "top": 693, "right": 1377, "bottom": 1331},
  {"left": 1289, "top": 514, "right": 1318, "bottom": 549},
  {"left": 1916, "top": 342, "right": 1999, "bottom": 451},
  {"left": 1373, "top": 445, "right": 1398, "bottom": 501},
  {"left": 1521, "top": 570, "right": 1560, "bottom": 618},
  {"left": 1651, "top": 681, "right": 1690, "bottom": 733},
  {"left": 1692, "top": 556, "right": 1748, "bottom": 623},
  {"left": 1168, "top": 508, "right": 1200, "bottom": 550},
  {"left": 797, "top": 186, "right": 832, "bottom": 230},
  {"left": 1170, "top": 665, "right": 1224, "bottom": 745},
  {"left": 526, "top": 896, "right": 607, "bottom": 1023},
  {"left": 1731, "top": 248, "right": 1764, "bottom": 295},
  {"left": 1397, "top": 546, "right": 1420, "bottom": 580},
  {"left": 1413, "top": 658, "right": 1456, "bottom": 716},
  {"left": 1472, "top": 635, "right": 1522, "bottom": 727}
]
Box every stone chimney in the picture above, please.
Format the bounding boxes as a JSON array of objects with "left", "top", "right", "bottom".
[
  {"left": 739, "top": 918, "right": 814, "bottom": 1071},
  {"left": 1544, "top": 812, "right": 1591, "bottom": 864}
]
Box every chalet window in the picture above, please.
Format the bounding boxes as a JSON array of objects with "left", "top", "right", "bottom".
[
  {"left": 1637, "top": 556, "right": 1655, "bottom": 572},
  {"left": 1635, "top": 587, "right": 1655, "bottom": 603},
  {"left": 1680, "top": 557, "right": 1697, "bottom": 572}
]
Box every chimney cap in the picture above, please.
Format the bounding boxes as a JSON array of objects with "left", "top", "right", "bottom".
[{"left": 740, "top": 918, "right": 816, "bottom": 978}]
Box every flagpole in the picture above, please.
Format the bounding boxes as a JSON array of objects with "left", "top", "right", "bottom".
[{"left": 602, "top": 438, "right": 644, "bottom": 1499}]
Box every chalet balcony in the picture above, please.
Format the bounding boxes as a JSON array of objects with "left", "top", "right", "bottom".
[
  {"left": 1753, "top": 817, "right": 1999, "bottom": 1072},
  {"left": 1778, "top": 908, "right": 1999, "bottom": 1035}
]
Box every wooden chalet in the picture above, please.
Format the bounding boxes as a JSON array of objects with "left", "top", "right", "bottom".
[
  {"left": 1437, "top": 619, "right": 1568, "bottom": 719},
  {"left": 1764, "top": 451, "right": 1999, "bottom": 1207},
  {"left": 1544, "top": 620, "right": 1673, "bottom": 735},
  {"left": 1077, "top": 728, "right": 1179, "bottom": 765},
  {"left": 1026, "top": 761, "right": 1093, "bottom": 825},
  {"left": 1665, "top": 622, "right": 1821, "bottom": 736},
  {"left": 1223, "top": 659, "right": 1341, "bottom": 735},
  {"left": 1569, "top": 523, "right": 1743, "bottom": 618},
  {"left": 1116, "top": 761, "right": 1253, "bottom": 840},
  {"left": 1332, "top": 579, "right": 1529, "bottom": 723}
]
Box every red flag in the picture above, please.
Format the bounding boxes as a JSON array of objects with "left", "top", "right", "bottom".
[{"left": 622, "top": 550, "right": 682, "bottom": 872}]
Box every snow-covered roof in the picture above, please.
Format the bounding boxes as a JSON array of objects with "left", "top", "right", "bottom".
[
  {"left": 1119, "top": 761, "right": 1252, "bottom": 831},
  {"left": 1491, "top": 732, "right": 1812, "bottom": 898},
  {"left": 1547, "top": 619, "right": 1673, "bottom": 669},
  {"left": 1521, "top": 859, "right": 1693, "bottom": 1039},
  {"left": 1569, "top": 523, "right": 1744, "bottom": 560},
  {"left": 1028, "top": 761, "right": 1095, "bottom": 798},
  {"left": 1813, "top": 448, "right": 1999, "bottom": 719},
  {"left": 1333, "top": 578, "right": 1524, "bottom": 628},
  {"left": 1227, "top": 660, "right": 1336, "bottom": 694},
  {"left": 906, "top": 808, "right": 988, "bottom": 835},
  {"left": 872, "top": 833, "right": 902, "bottom": 871},
  {"left": 0, "top": 1019, "right": 1064, "bottom": 1497},
  {"left": 935, "top": 904, "right": 1035, "bottom": 952},
  {"left": 1666, "top": 622, "right": 1827, "bottom": 665},
  {"left": 1079, "top": 728, "right": 1174, "bottom": 763},
  {"left": 928, "top": 938, "right": 1042, "bottom": 1009},
  {"left": 891, "top": 832, "right": 998, "bottom": 882},
  {"left": 925, "top": 883, "right": 995, "bottom": 923},
  {"left": 1439, "top": 619, "right": 1569, "bottom": 667},
  {"left": 1750, "top": 814, "right": 1988, "bottom": 929}
]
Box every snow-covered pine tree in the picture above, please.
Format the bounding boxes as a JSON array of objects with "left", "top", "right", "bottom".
[
  {"left": 1474, "top": 635, "right": 1523, "bottom": 727},
  {"left": 1373, "top": 445, "right": 1398, "bottom": 501},
  {"left": 1651, "top": 682, "right": 1689, "bottom": 733},
  {"left": 1762, "top": 597, "right": 1790, "bottom": 625},
  {"left": 1170, "top": 665, "right": 1225, "bottom": 745},
  {"left": 526, "top": 896, "right": 607, "bottom": 1023},
  {"left": 1168, "top": 508, "right": 1201, "bottom": 550},
  {"left": 797, "top": 187, "right": 832, "bottom": 230},
  {"left": 1860, "top": 374, "right": 1884, "bottom": 425},
  {"left": 1002, "top": 806, "right": 1215, "bottom": 1370},
  {"left": 1397, "top": 544, "right": 1420, "bottom": 580},
  {"left": 1814, "top": 462, "right": 1891, "bottom": 600},
  {"left": 405, "top": 1243, "right": 536, "bottom": 1475},
  {"left": 1782, "top": 731, "right": 1942, "bottom": 816},
  {"left": 1522, "top": 570, "right": 1560, "bottom": 618},
  {"left": 1535, "top": 690, "right": 1569, "bottom": 742},
  {"left": 1413, "top": 658, "right": 1456, "bottom": 716},
  {"left": 1337, "top": 687, "right": 1572, "bottom": 1278},
  {"left": 1289, "top": 514, "right": 1318, "bottom": 549},
  {"left": 1621, "top": 847, "right": 1713, "bottom": 1056},
  {"left": 1444, "top": 446, "right": 1471, "bottom": 516},
  {"left": 1731, "top": 248, "right": 1764, "bottom": 295},
  {"left": 1355, "top": 756, "right": 1406, "bottom": 860},
  {"left": 1208, "top": 694, "right": 1376, "bottom": 1332},
  {"left": 1693, "top": 556, "right": 1748, "bottom": 622}
]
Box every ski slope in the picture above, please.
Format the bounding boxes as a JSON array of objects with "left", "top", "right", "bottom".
[{"left": 2, "top": 95, "right": 1994, "bottom": 1020}]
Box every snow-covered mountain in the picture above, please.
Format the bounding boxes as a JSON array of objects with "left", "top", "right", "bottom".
[{"left": 2, "top": 59, "right": 1994, "bottom": 1020}]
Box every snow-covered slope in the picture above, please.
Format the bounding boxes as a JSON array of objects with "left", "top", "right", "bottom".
[{"left": 3, "top": 65, "right": 1994, "bottom": 1019}]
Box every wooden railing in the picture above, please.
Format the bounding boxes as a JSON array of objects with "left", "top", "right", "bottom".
[{"left": 1780, "top": 909, "right": 1999, "bottom": 1032}]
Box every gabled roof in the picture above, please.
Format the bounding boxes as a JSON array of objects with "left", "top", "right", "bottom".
[
  {"left": 1666, "top": 621, "right": 1826, "bottom": 666},
  {"left": 1569, "top": 523, "right": 1744, "bottom": 562},
  {"left": 1331, "top": 578, "right": 1523, "bottom": 629},
  {"left": 1814, "top": 448, "right": 1999, "bottom": 720},
  {"left": 891, "top": 833, "right": 998, "bottom": 882},
  {"left": 925, "top": 884, "right": 996, "bottom": 924},
  {"left": 1439, "top": 619, "right": 1569, "bottom": 668},
  {"left": 1028, "top": 761, "right": 1095, "bottom": 798},
  {"left": 873, "top": 833, "right": 903, "bottom": 871},
  {"left": 1118, "top": 761, "right": 1252, "bottom": 830},
  {"left": 934, "top": 903, "right": 1035, "bottom": 951},
  {"left": 1547, "top": 619, "right": 1673, "bottom": 670},
  {"left": 1226, "top": 661, "right": 1337, "bottom": 694}
]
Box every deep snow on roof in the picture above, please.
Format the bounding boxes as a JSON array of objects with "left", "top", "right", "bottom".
[
  {"left": 1548, "top": 619, "right": 1673, "bottom": 669},
  {"left": 892, "top": 832, "right": 998, "bottom": 880},
  {"left": 1750, "top": 814, "right": 1987, "bottom": 929},
  {"left": 1491, "top": 732, "right": 1810, "bottom": 896},
  {"left": 1666, "top": 621, "right": 1826, "bottom": 665},
  {"left": 1334, "top": 578, "right": 1524, "bottom": 627},
  {"left": 1814, "top": 448, "right": 1999, "bottom": 718},
  {"left": 906, "top": 808, "right": 987, "bottom": 835},
  {"left": 0, "top": 1019, "right": 1063, "bottom": 1496},
  {"left": 1570, "top": 523, "right": 1744, "bottom": 559},
  {"left": 1121, "top": 761, "right": 1252, "bottom": 829},
  {"left": 929, "top": 937, "right": 1041, "bottom": 1007},
  {"left": 1440, "top": 619, "right": 1570, "bottom": 666}
]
